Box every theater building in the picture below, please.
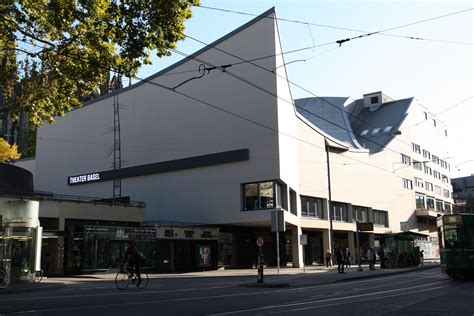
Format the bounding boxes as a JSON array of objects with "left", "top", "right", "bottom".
[{"left": 20, "top": 8, "right": 452, "bottom": 268}]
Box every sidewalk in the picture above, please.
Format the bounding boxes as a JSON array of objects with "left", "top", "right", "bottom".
[{"left": 0, "top": 262, "right": 440, "bottom": 294}]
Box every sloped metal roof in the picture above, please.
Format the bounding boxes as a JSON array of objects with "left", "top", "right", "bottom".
[
  {"left": 349, "top": 97, "right": 413, "bottom": 153},
  {"left": 294, "top": 97, "right": 362, "bottom": 149}
]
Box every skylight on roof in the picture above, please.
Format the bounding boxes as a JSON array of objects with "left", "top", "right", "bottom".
[
  {"left": 360, "top": 129, "right": 369, "bottom": 136},
  {"left": 372, "top": 128, "right": 380, "bottom": 134},
  {"left": 383, "top": 126, "right": 392, "bottom": 133}
]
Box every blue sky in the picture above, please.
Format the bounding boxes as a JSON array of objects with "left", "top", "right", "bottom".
[{"left": 136, "top": 0, "right": 473, "bottom": 178}]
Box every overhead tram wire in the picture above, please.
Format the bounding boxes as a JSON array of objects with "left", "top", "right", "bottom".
[
  {"left": 183, "top": 34, "right": 421, "bottom": 152},
  {"left": 402, "top": 96, "right": 474, "bottom": 130},
  {"left": 12, "top": 36, "right": 449, "bottom": 169},
  {"left": 197, "top": 5, "right": 474, "bottom": 46},
  {"left": 170, "top": 47, "right": 421, "bottom": 161},
  {"left": 12, "top": 45, "right": 398, "bottom": 177}
]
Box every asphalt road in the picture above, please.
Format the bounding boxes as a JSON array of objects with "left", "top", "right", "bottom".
[{"left": 0, "top": 268, "right": 472, "bottom": 315}]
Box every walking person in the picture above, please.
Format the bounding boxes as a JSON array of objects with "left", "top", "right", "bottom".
[
  {"left": 366, "top": 247, "right": 376, "bottom": 270},
  {"left": 378, "top": 246, "right": 385, "bottom": 269},
  {"left": 345, "top": 248, "right": 351, "bottom": 268},
  {"left": 325, "top": 249, "right": 332, "bottom": 267},
  {"left": 420, "top": 250, "right": 424, "bottom": 266},
  {"left": 336, "top": 247, "right": 345, "bottom": 274}
]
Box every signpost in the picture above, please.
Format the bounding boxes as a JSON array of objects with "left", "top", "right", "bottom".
[
  {"left": 300, "top": 234, "right": 307, "bottom": 272},
  {"left": 271, "top": 210, "right": 285, "bottom": 274},
  {"left": 356, "top": 221, "right": 374, "bottom": 272}
]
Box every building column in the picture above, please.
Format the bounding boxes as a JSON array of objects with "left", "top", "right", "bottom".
[
  {"left": 369, "top": 233, "right": 375, "bottom": 248},
  {"left": 323, "top": 229, "right": 331, "bottom": 254},
  {"left": 348, "top": 230, "right": 355, "bottom": 265},
  {"left": 291, "top": 226, "right": 303, "bottom": 268}
]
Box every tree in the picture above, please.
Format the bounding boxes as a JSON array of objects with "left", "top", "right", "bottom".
[
  {"left": 0, "top": 0, "right": 199, "bottom": 127},
  {"left": 0, "top": 138, "right": 21, "bottom": 162}
]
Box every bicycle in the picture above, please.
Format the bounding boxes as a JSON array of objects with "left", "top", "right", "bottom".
[
  {"left": 0, "top": 268, "right": 9, "bottom": 289},
  {"left": 115, "top": 264, "right": 148, "bottom": 290},
  {"left": 22, "top": 264, "right": 43, "bottom": 283}
]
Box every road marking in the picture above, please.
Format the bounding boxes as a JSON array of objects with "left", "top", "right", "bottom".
[
  {"left": 268, "top": 285, "right": 450, "bottom": 314},
  {"left": 5, "top": 290, "right": 270, "bottom": 314},
  {"left": 0, "top": 285, "right": 233, "bottom": 302},
  {"left": 208, "top": 280, "right": 451, "bottom": 315}
]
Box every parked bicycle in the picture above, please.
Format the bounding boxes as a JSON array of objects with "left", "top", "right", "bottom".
[
  {"left": 0, "top": 268, "right": 9, "bottom": 289},
  {"left": 115, "top": 263, "right": 148, "bottom": 290},
  {"left": 23, "top": 265, "right": 43, "bottom": 283}
]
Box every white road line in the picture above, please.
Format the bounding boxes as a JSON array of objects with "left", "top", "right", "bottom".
[
  {"left": 5, "top": 290, "right": 269, "bottom": 315},
  {"left": 208, "top": 280, "right": 451, "bottom": 315},
  {"left": 268, "top": 285, "right": 450, "bottom": 314},
  {"left": 0, "top": 285, "right": 232, "bottom": 302}
]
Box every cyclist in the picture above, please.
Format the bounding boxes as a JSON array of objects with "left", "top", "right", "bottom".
[{"left": 123, "top": 240, "right": 143, "bottom": 286}]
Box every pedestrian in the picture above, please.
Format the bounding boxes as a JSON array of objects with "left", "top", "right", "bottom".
[
  {"left": 345, "top": 248, "right": 351, "bottom": 268},
  {"left": 325, "top": 249, "right": 332, "bottom": 267},
  {"left": 420, "top": 250, "right": 424, "bottom": 266},
  {"left": 366, "top": 247, "right": 375, "bottom": 270},
  {"left": 336, "top": 247, "right": 345, "bottom": 274},
  {"left": 378, "top": 246, "right": 385, "bottom": 269}
]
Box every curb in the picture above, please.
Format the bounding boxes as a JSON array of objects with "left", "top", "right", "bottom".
[
  {"left": 331, "top": 264, "right": 440, "bottom": 283},
  {"left": 0, "top": 283, "right": 66, "bottom": 295},
  {"left": 238, "top": 282, "right": 290, "bottom": 288}
]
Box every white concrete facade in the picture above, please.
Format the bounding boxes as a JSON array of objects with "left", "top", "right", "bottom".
[{"left": 32, "top": 9, "right": 452, "bottom": 267}]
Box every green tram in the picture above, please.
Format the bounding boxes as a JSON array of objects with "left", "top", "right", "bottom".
[{"left": 437, "top": 214, "right": 474, "bottom": 279}]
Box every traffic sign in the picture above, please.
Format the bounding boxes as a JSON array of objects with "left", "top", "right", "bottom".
[
  {"left": 300, "top": 234, "right": 307, "bottom": 246},
  {"left": 256, "top": 237, "right": 264, "bottom": 247}
]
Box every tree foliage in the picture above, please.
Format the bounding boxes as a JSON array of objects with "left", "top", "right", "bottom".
[
  {"left": 0, "top": 138, "right": 21, "bottom": 162},
  {"left": 0, "top": 0, "right": 199, "bottom": 126}
]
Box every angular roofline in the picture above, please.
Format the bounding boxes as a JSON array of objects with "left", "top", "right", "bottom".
[{"left": 79, "top": 7, "right": 277, "bottom": 109}]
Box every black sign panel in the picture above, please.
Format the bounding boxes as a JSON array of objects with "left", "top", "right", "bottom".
[{"left": 358, "top": 222, "right": 374, "bottom": 232}]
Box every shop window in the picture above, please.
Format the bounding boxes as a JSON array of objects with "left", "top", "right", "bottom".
[
  {"left": 301, "top": 196, "right": 324, "bottom": 219},
  {"left": 332, "top": 202, "right": 349, "bottom": 222},
  {"left": 373, "top": 210, "right": 388, "bottom": 227},
  {"left": 243, "top": 181, "right": 282, "bottom": 211},
  {"left": 352, "top": 206, "right": 369, "bottom": 223}
]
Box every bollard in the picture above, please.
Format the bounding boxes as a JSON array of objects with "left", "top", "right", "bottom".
[{"left": 257, "top": 254, "right": 264, "bottom": 283}]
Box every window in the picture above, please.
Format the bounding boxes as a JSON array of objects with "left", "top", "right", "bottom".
[
  {"left": 425, "top": 182, "right": 433, "bottom": 191},
  {"left": 353, "top": 206, "right": 369, "bottom": 223},
  {"left": 301, "top": 196, "right": 323, "bottom": 219},
  {"left": 289, "top": 188, "right": 297, "bottom": 215},
  {"left": 424, "top": 112, "right": 428, "bottom": 120},
  {"left": 444, "top": 203, "right": 451, "bottom": 213},
  {"left": 442, "top": 175, "right": 449, "bottom": 183},
  {"left": 445, "top": 129, "right": 448, "bottom": 137},
  {"left": 373, "top": 210, "right": 388, "bottom": 227},
  {"left": 416, "top": 193, "right": 426, "bottom": 209},
  {"left": 372, "top": 128, "right": 380, "bottom": 134},
  {"left": 243, "top": 181, "right": 281, "bottom": 210},
  {"left": 371, "top": 96, "right": 379, "bottom": 104},
  {"left": 332, "top": 202, "right": 348, "bottom": 222},
  {"left": 413, "top": 161, "right": 423, "bottom": 171},
  {"left": 432, "top": 155, "right": 439, "bottom": 164},
  {"left": 401, "top": 154, "right": 411, "bottom": 165},
  {"left": 433, "top": 119, "right": 437, "bottom": 127},
  {"left": 424, "top": 165, "right": 432, "bottom": 176},
  {"left": 434, "top": 185, "right": 442, "bottom": 195},
  {"left": 423, "top": 149, "right": 431, "bottom": 160},
  {"left": 411, "top": 143, "right": 421, "bottom": 154},
  {"left": 360, "top": 129, "right": 369, "bottom": 136},
  {"left": 440, "top": 160, "right": 447, "bottom": 169},
  {"left": 383, "top": 126, "right": 392, "bottom": 133},
  {"left": 435, "top": 199, "right": 444, "bottom": 212},
  {"left": 443, "top": 189, "right": 450, "bottom": 198},
  {"left": 415, "top": 177, "right": 424, "bottom": 188},
  {"left": 433, "top": 170, "right": 441, "bottom": 180},
  {"left": 426, "top": 196, "right": 435, "bottom": 209},
  {"left": 402, "top": 178, "right": 413, "bottom": 189}
]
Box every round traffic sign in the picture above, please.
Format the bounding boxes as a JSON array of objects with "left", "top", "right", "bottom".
[{"left": 256, "top": 237, "right": 264, "bottom": 247}]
